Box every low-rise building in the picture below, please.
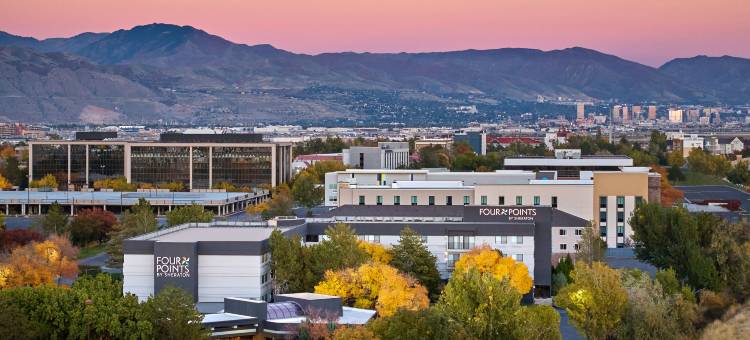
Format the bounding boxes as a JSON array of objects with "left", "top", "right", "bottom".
[{"left": 342, "top": 142, "right": 410, "bottom": 169}]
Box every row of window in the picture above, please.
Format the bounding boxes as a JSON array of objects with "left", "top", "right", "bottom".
[
  {"left": 559, "top": 228, "right": 584, "bottom": 236},
  {"left": 559, "top": 243, "right": 580, "bottom": 251},
  {"left": 447, "top": 252, "right": 524, "bottom": 267},
  {"left": 360, "top": 194, "right": 558, "bottom": 207}
]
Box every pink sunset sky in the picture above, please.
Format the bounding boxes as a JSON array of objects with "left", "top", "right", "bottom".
[{"left": 1, "top": 0, "right": 748, "bottom": 67}]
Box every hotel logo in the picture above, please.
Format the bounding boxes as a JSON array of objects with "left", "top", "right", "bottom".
[
  {"left": 479, "top": 208, "right": 537, "bottom": 221},
  {"left": 156, "top": 256, "right": 191, "bottom": 278}
]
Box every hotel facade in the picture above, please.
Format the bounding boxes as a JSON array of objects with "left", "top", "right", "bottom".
[{"left": 325, "top": 165, "right": 658, "bottom": 256}]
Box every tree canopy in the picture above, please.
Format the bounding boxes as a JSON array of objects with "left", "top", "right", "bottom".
[
  {"left": 388, "top": 227, "right": 441, "bottom": 300},
  {"left": 453, "top": 244, "right": 533, "bottom": 294},
  {"left": 166, "top": 203, "right": 214, "bottom": 226}
]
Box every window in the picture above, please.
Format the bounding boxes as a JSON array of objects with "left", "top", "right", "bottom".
[
  {"left": 635, "top": 196, "right": 643, "bottom": 207},
  {"left": 514, "top": 254, "right": 524, "bottom": 262},
  {"left": 358, "top": 195, "right": 365, "bottom": 205},
  {"left": 497, "top": 236, "right": 508, "bottom": 244},
  {"left": 446, "top": 196, "right": 453, "bottom": 206},
  {"left": 498, "top": 196, "right": 505, "bottom": 205},
  {"left": 448, "top": 235, "right": 475, "bottom": 250},
  {"left": 261, "top": 272, "right": 269, "bottom": 284},
  {"left": 376, "top": 195, "right": 383, "bottom": 205},
  {"left": 481, "top": 195, "right": 488, "bottom": 205},
  {"left": 262, "top": 252, "right": 271, "bottom": 263},
  {"left": 533, "top": 196, "right": 541, "bottom": 206},
  {"left": 600, "top": 226, "right": 607, "bottom": 237},
  {"left": 599, "top": 211, "right": 607, "bottom": 222},
  {"left": 617, "top": 211, "right": 624, "bottom": 223},
  {"left": 575, "top": 228, "right": 583, "bottom": 236},
  {"left": 411, "top": 196, "right": 418, "bottom": 206},
  {"left": 428, "top": 196, "right": 435, "bottom": 205},
  {"left": 574, "top": 244, "right": 580, "bottom": 250},
  {"left": 599, "top": 196, "right": 607, "bottom": 208},
  {"left": 447, "top": 253, "right": 462, "bottom": 268},
  {"left": 305, "top": 234, "right": 319, "bottom": 242},
  {"left": 463, "top": 196, "right": 470, "bottom": 205},
  {"left": 616, "top": 225, "right": 625, "bottom": 237},
  {"left": 617, "top": 243, "right": 625, "bottom": 248},
  {"left": 617, "top": 196, "right": 625, "bottom": 208},
  {"left": 394, "top": 195, "right": 401, "bottom": 205},
  {"left": 551, "top": 196, "right": 558, "bottom": 208},
  {"left": 559, "top": 229, "right": 567, "bottom": 236},
  {"left": 559, "top": 244, "right": 567, "bottom": 250},
  {"left": 516, "top": 196, "right": 523, "bottom": 205},
  {"left": 514, "top": 236, "right": 524, "bottom": 244},
  {"left": 359, "top": 235, "right": 380, "bottom": 243},
  {"left": 376, "top": 173, "right": 382, "bottom": 183}
]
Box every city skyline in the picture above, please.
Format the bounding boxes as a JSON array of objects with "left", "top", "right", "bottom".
[{"left": 2, "top": 0, "right": 749, "bottom": 67}]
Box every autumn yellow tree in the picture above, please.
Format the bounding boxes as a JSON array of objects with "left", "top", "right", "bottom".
[
  {"left": 0, "top": 174, "right": 12, "bottom": 190},
  {"left": 314, "top": 262, "right": 429, "bottom": 317},
  {"left": 29, "top": 174, "right": 59, "bottom": 189},
  {"left": 93, "top": 176, "right": 137, "bottom": 191},
  {"left": 453, "top": 244, "right": 533, "bottom": 294},
  {"left": 358, "top": 241, "right": 393, "bottom": 264},
  {"left": 0, "top": 235, "right": 78, "bottom": 288}
]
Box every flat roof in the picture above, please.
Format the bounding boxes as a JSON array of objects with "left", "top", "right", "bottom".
[
  {"left": 0, "top": 190, "right": 253, "bottom": 205},
  {"left": 504, "top": 157, "right": 633, "bottom": 167},
  {"left": 142, "top": 226, "right": 277, "bottom": 242}
]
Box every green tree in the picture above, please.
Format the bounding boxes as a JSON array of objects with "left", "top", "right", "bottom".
[
  {"left": 516, "top": 305, "right": 563, "bottom": 340},
  {"left": 389, "top": 227, "right": 441, "bottom": 300},
  {"left": 668, "top": 165, "right": 686, "bottom": 182},
  {"left": 727, "top": 160, "right": 750, "bottom": 185},
  {"left": 0, "top": 295, "right": 41, "bottom": 339},
  {"left": 616, "top": 269, "right": 698, "bottom": 340},
  {"left": 166, "top": 203, "right": 214, "bottom": 226},
  {"left": 309, "top": 223, "right": 368, "bottom": 284},
  {"left": 107, "top": 198, "right": 158, "bottom": 267},
  {"left": 39, "top": 201, "right": 68, "bottom": 235},
  {"left": 648, "top": 131, "right": 668, "bottom": 164},
  {"left": 368, "top": 308, "right": 471, "bottom": 340},
  {"left": 141, "top": 286, "right": 208, "bottom": 340},
  {"left": 292, "top": 170, "right": 323, "bottom": 209},
  {"left": 1, "top": 156, "right": 25, "bottom": 187},
  {"left": 555, "top": 262, "right": 628, "bottom": 340},
  {"left": 576, "top": 224, "right": 606, "bottom": 264},
  {"left": 268, "top": 229, "right": 313, "bottom": 293}
]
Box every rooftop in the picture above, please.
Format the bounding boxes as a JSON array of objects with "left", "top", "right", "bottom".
[
  {"left": 142, "top": 226, "right": 278, "bottom": 242},
  {"left": 0, "top": 190, "right": 255, "bottom": 205}
]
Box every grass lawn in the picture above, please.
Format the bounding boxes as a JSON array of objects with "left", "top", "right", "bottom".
[
  {"left": 671, "top": 170, "right": 729, "bottom": 186},
  {"left": 77, "top": 244, "right": 106, "bottom": 260}
]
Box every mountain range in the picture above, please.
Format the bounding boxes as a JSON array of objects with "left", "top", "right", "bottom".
[{"left": 0, "top": 23, "right": 748, "bottom": 124}]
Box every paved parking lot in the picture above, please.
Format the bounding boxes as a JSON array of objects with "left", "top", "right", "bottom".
[{"left": 677, "top": 185, "right": 750, "bottom": 212}]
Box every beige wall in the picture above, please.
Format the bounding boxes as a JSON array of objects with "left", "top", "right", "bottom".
[
  {"left": 593, "top": 172, "right": 649, "bottom": 247},
  {"left": 339, "top": 187, "right": 474, "bottom": 206}
]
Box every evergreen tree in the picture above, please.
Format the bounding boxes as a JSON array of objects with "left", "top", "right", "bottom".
[
  {"left": 39, "top": 201, "right": 68, "bottom": 235},
  {"left": 389, "top": 227, "right": 442, "bottom": 300},
  {"left": 106, "top": 198, "right": 158, "bottom": 267}
]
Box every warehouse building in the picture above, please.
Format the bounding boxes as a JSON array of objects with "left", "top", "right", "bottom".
[{"left": 29, "top": 133, "right": 292, "bottom": 191}]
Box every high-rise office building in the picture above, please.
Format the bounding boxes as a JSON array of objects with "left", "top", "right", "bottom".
[
  {"left": 576, "top": 103, "right": 585, "bottom": 120},
  {"left": 648, "top": 106, "right": 657, "bottom": 120},
  {"left": 668, "top": 109, "right": 683, "bottom": 123},
  {"left": 612, "top": 105, "right": 622, "bottom": 122},
  {"left": 622, "top": 105, "right": 630, "bottom": 122},
  {"left": 632, "top": 106, "right": 642, "bottom": 121}
]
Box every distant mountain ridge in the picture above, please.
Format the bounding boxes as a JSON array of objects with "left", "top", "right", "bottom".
[{"left": 0, "top": 23, "right": 747, "bottom": 124}]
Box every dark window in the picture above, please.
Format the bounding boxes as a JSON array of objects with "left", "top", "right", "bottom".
[
  {"left": 600, "top": 211, "right": 607, "bottom": 222},
  {"left": 617, "top": 196, "right": 625, "bottom": 208},
  {"left": 376, "top": 195, "right": 383, "bottom": 205},
  {"left": 600, "top": 226, "right": 607, "bottom": 237},
  {"left": 617, "top": 211, "right": 624, "bottom": 223},
  {"left": 428, "top": 196, "right": 435, "bottom": 205},
  {"left": 481, "top": 196, "right": 488, "bottom": 205},
  {"left": 305, "top": 235, "right": 319, "bottom": 242},
  {"left": 446, "top": 196, "right": 453, "bottom": 206},
  {"left": 411, "top": 196, "right": 418, "bottom": 205},
  {"left": 358, "top": 195, "right": 365, "bottom": 205},
  {"left": 635, "top": 196, "right": 643, "bottom": 207},
  {"left": 551, "top": 196, "right": 558, "bottom": 208},
  {"left": 358, "top": 153, "right": 364, "bottom": 168},
  {"left": 394, "top": 196, "right": 401, "bottom": 205},
  {"left": 498, "top": 196, "right": 505, "bottom": 205},
  {"left": 599, "top": 196, "right": 608, "bottom": 208}
]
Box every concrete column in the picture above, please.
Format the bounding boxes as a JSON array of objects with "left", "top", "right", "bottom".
[
  {"left": 85, "top": 144, "right": 89, "bottom": 186},
  {"left": 124, "top": 144, "right": 132, "bottom": 183},
  {"left": 103, "top": 205, "right": 107, "bottom": 211},
  {"left": 271, "top": 145, "right": 277, "bottom": 188},
  {"left": 70, "top": 204, "right": 74, "bottom": 216},
  {"left": 38, "top": 204, "right": 41, "bottom": 215},
  {"left": 208, "top": 146, "right": 213, "bottom": 189},
  {"left": 189, "top": 147, "right": 193, "bottom": 191},
  {"left": 67, "top": 144, "right": 71, "bottom": 186},
  {"left": 28, "top": 143, "right": 33, "bottom": 184},
  {"left": 21, "top": 204, "right": 25, "bottom": 215}
]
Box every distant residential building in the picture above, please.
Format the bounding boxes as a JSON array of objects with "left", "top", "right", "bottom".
[
  {"left": 342, "top": 142, "right": 410, "bottom": 169},
  {"left": 544, "top": 129, "right": 570, "bottom": 150},
  {"left": 672, "top": 134, "right": 704, "bottom": 157},
  {"left": 705, "top": 137, "right": 745, "bottom": 155},
  {"left": 668, "top": 109, "right": 683, "bottom": 123},
  {"left": 647, "top": 105, "right": 657, "bottom": 120},
  {"left": 292, "top": 153, "right": 343, "bottom": 173},
  {"left": 453, "top": 131, "right": 487, "bottom": 155},
  {"left": 414, "top": 138, "right": 452, "bottom": 152},
  {"left": 487, "top": 136, "right": 543, "bottom": 149}
]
